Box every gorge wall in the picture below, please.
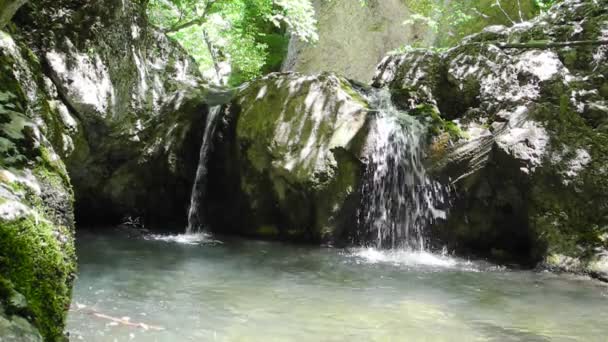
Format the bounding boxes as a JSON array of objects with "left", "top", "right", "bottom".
[
  {"left": 1, "top": 0, "right": 216, "bottom": 339},
  {"left": 282, "top": 0, "right": 540, "bottom": 82}
]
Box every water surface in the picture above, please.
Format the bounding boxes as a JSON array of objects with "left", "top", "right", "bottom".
[{"left": 68, "top": 230, "right": 608, "bottom": 341}]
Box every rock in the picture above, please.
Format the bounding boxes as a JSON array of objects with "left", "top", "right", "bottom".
[
  {"left": 0, "top": 29, "right": 76, "bottom": 341},
  {"left": 282, "top": 0, "right": 538, "bottom": 82},
  {"left": 0, "top": 306, "right": 43, "bottom": 342},
  {"left": 13, "top": 0, "right": 217, "bottom": 226},
  {"left": 282, "top": 0, "right": 429, "bottom": 82},
  {"left": 373, "top": 0, "right": 608, "bottom": 271},
  {"left": 208, "top": 73, "right": 370, "bottom": 242}
]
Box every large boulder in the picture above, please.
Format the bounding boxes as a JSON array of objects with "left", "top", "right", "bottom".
[
  {"left": 208, "top": 73, "right": 370, "bottom": 242},
  {"left": 0, "top": 30, "right": 75, "bottom": 341},
  {"left": 12, "top": 0, "right": 217, "bottom": 226},
  {"left": 373, "top": 0, "right": 608, "bottom": 276}
]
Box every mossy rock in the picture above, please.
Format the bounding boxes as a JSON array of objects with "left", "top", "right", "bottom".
[
  {"left": 0, "top": 215, "right": 75, "bottom": 341},
  {"left": 374, "top": 0, "right": 608, "bottom": 274},
  {"left": 207, "top": 72, "right": 370, "bottom": 243},
  {"left": 1, "top": 29, "right": 76, "bottom": 341}
]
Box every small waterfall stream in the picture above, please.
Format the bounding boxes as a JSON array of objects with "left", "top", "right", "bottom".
[
  {"left": 186, "top": 106, "right": 222, "bottom": 234},
  {"left": 359, "top": 89, "right": 448, "bottom": 250}
]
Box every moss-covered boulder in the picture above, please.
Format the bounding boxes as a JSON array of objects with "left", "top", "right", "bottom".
[
  {"left": 208, "top": 73, "right": 370, "bottom": 242},
  {"left": 0, "top": 29, "right": 76, "bottom": 341},
  {"left": 11, "top": 0, "right": 217, "bottom": 226},
  {"left": 373, "top": 0, "right": 608, "bottom": 276}
]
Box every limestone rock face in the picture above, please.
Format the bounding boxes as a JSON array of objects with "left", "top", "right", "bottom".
[
  {"left": 14, "top": 0, "right": 214, "bottom": 225},
  {"left": 282, "top": 0, "right": 427, "bottom": 82},
  {"left": 373, "top": 0, "right": 608, "bottom": 273},
  {"left": 208, "top": 73, "right": 370, "bottom": 242},
  {"left": 282, "top": 0, "right": 538, "bottom": 83},
  {"left": 0, "top": 29, "right": 76, "bottom": 341}
]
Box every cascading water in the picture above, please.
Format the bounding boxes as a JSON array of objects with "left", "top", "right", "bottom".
[
  {"left": 186, "top": 106, "right": 222, "bottom": 234},
  {"left": 358, "top": 89, "right": 448, "bottom": 250}
]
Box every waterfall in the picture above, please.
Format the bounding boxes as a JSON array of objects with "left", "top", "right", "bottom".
[
  {"left": 186, "top": 106, "right": 222, "bottom": 234},
  {"left": 358, "top": 89, "right": 448, "bottom": 250}
]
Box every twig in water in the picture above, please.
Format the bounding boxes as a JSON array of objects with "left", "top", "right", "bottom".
[{"left": 73, "top": 306, "right": 165, "bottom": 331}]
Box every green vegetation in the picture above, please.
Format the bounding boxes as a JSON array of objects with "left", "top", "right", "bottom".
[
  {"left": 147, "top": 0, "right": 565, "bottom": 86},
  {"left": 147, "top": 0, "right": 317, "bottom": 86},
  {"left": 402, "top": 0, "right": 561, "bottom": 48},
  {"left": 0, "top": 214, "right": 75, "bottom": 341}
]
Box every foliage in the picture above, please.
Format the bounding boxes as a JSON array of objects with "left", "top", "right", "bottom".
[
  {"left": 147, "top": 0, "right": 316, "bottom": 86},
  {"left": 534, "top": 0, "right": 559, "bottom": 11},
  {"left": 401, "top": 0, "right": 561, "bottom": 49},
  {"left": 148, "top": 0, "right": 563, "bottom": 85}
]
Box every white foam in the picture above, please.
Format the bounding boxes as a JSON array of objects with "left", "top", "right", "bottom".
[
  {"left": 348, "top": 247, "right": 478, "bottom": 271},
  {"left": 145, "top": 233, "right": 221, "bottom": 245}
]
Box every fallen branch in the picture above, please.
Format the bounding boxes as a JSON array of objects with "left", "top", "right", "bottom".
[
  {"left": 73, "top": 305, "right": 164, "bottom": 331},
  {"left": 92, "top": 313, "right": 165, "bottom": 331}
]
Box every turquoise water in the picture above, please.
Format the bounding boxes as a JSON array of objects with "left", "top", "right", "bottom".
[{"left": 67, "top": 230, "right": 608, "bottom": 341}]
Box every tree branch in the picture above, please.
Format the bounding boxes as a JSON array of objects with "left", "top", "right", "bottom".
[
  {"left": 164, "top": 0, "right": 218, "bottom": 33},
  {"left": 497, "top": 39, "right": 608, "bottom": 49},
  {"left": 165, "top": 16, "right": 207, "bottom": 33},
  {"left": 494, "top": 0, "right": 515, "bottom": 25}
]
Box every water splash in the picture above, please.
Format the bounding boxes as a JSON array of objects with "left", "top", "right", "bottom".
[
  {"left": 348, "top": 247, "right": 478, "bottom": 271},
  {"left": 145, "top": 232, "right": 221, "bottom": 245},
  {"left": 358, "top": 89, "right": 448, "bottom": 250},
  {"left": 186, "top": 106, "right": 222, "bottom": 234}
]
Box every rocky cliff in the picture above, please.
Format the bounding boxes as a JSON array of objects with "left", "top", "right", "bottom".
[
  {"left": 12, "top": 0, "right": 220, "bottom": 226},
  {"left": 1, "top": 0, "right": 215, "bottom": 339},
  {"left": 373, "top": 0, "right": 608, "bottom": 278},
  {"left": 282, "top": 0, "right": 539, "bottom": 82}
]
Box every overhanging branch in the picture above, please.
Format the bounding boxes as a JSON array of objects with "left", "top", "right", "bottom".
[
  {"left": 165, "top": 16, "right": 207, "bottom": 33},
  {"left": 497, "top": 39, "right": 608, "bottom": 49}
]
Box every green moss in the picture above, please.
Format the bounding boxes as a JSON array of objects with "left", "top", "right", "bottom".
[
  {"left": 529, "top": 96, "right": 608, "bottom": 260},
  {"left": 34, "top": 145, "right": 72, "bottom": 196},
  {"left": 0, "top": 214, "right": 75, "bottom": 341},
  {"left": 338, "top": 78, "right": 369, "bottom": 109},
  {"left": 410, "top": 103, "right": 466, "bottom": 140}
]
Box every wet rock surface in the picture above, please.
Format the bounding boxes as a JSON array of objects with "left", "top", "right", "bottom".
[
  {"left": 13, "top": 0, "right": 217, "bottom": 226},
  {"left": 373, "top": 0, "right": 608, "bottom": 274},
  {"left": 208, "top": 73, "right": 370, "bottom": 242}
]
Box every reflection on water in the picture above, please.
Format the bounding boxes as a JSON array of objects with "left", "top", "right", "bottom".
[{"left": 68, "top": 230, "right": 608, "bottom": 342}]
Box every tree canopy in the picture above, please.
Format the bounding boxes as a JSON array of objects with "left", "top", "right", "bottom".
[
  {"left": 146, "top": 0, "right": 562, "bottom": 86},
  {"left": 147, "top": 0, "right": 317, "bottom": 86}
]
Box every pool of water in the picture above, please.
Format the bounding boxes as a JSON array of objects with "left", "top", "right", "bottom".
[{"left": 67, "top": 230, "right": 608, "bottom": 341}]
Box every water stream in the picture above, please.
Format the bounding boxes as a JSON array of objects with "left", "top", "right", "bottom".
[
  {"left": 67, "top": 230, "right": 608, "bottom": 341},
  {"left": 186, "top": 106, "right": 222, "bottom": 234},
  {"left": 359, "top": 90, "right": 448, "bottom": 249}
]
